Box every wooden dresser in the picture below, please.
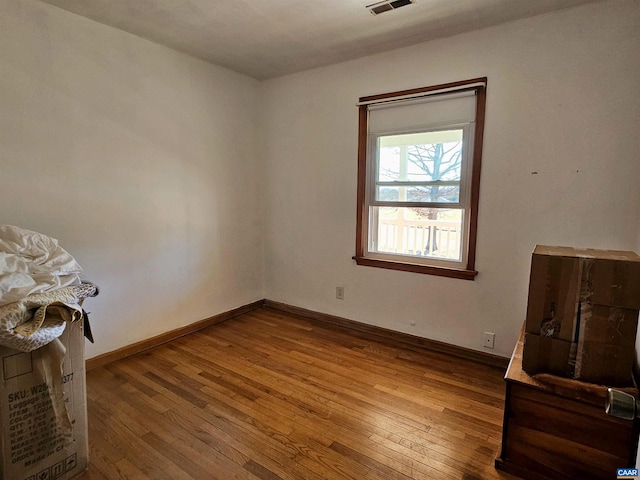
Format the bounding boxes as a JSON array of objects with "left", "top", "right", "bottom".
[{"left": 495, "top": 327, "right": 639, "bottom": 480}]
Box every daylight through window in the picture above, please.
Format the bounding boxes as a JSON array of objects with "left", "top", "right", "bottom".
[{"left": 354, "top": 78, "right": 487, "bottom": 279}]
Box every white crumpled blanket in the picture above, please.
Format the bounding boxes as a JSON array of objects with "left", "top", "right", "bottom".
[
  {"left": 0, "top": 224, "right": 83, "bottom": 307},
  {"left": 0, "top": 225, "right": 96, "bottom": 351}
]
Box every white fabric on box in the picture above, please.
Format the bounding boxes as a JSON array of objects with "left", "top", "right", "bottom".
[{"left": 0, "top": 225, "right": 82, "bottom": 307}]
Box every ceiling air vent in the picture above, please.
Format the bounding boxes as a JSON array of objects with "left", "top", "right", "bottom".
[{"left": 367, "top": 0, "right": 415, "bottom": 15}]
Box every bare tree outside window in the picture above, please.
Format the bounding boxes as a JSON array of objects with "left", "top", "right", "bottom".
[{"left": 407, "top": 140, "right": 462, "bottom": 219}]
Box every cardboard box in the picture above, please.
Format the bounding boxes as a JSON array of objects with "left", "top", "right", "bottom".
[
  {"left": 574, "top": 305, "right": 638, "bottom": 386},
  {"left": 591, "top": 258, "right": 640, "bottom": 309},
  {"left": 525, "top": 247, "right": 582, "bottom": 340},
  {"left": 523, "top": 245, "right": 640, "bottom": 386},
  {"left": 525, "top": 245, "right": 640, "bottom": 338},
  {"left": 0, "top": 321, "right": 87, "bottom": 480},
  {"left": 522, "top": 332, "right": 572, "bottom": 377}
]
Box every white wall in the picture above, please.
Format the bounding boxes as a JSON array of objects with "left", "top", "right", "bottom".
[
  {"left": 1, "top": 0, "right": 638, "bottom": 361},
  {"left": 0, "top": 0, "right": 265, "bottom": 358},
  {"left": 262, "top": 0, "right": 640, "bottom": 357}
]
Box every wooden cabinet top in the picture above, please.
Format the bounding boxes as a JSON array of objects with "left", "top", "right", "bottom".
[{"left": 506, "top": 324, "right": 638, "bottom": 407}]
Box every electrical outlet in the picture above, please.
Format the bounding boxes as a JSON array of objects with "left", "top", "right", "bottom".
[
  {"left": 483, "top": 332, "right": 495, "bottom": 349},
  {"left": 336, "top": 286, "right": 345, "bottom": 300}
]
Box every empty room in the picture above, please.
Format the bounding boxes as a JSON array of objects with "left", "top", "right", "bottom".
[{"left": 1, "top": 0, "right": 639, "bottom": 479}]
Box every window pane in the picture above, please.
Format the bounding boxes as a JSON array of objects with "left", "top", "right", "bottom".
[
  {"left": 376, "top": 185, "right": 460, "bottom": 203},
  {"left": 377, "top": 129, "right": 463, "bottom": 183},
  {"left": 357, "top": 80, "right": 486, "bottom": 277},
  {"left": 406, "top": 141, "right": 462, "bottom": 182},
  {"left": 372, "top": 207, "right": 463, "bottom": 261},
  {"left": 378, "top": 146, "right": 400, "bottom": 181}
]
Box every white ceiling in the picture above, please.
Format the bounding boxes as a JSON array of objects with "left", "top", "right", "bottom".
[{"left": 38, "top": 0, "right": 602, "bottom": 80}]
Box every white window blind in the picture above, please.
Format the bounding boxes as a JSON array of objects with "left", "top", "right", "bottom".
[{"left": 368, "top": 91, "right": 477, "bottom": 134}]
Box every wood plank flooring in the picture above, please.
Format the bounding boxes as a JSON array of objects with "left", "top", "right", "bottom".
[{"left": 77, "top": 307, "right": 518, "bottom": 480}]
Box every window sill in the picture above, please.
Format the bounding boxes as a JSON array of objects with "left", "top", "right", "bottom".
[{"left": 353, "top": 256, "right": 478, "bottom": 280}]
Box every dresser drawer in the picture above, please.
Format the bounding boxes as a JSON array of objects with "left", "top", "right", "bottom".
[{"left": 500, "top": 383, "right": 636, "bottom": 479}]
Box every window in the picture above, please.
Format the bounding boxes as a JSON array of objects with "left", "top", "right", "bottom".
[{"left": 354, "top": 78, "right": 487, "bottom": 280}]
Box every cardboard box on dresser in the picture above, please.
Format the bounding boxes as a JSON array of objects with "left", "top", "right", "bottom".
[{"left": 523, "top": 245, "right": 640, "bottom": 387}]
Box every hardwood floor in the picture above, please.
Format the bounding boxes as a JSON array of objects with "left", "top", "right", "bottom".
[{"left": 77, "top": 307, "right": 518, "bottom": 480}]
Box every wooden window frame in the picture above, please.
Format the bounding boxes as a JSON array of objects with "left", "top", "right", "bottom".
[{"left": 354, "top": 78, "right": 487, "bottom": 280}]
